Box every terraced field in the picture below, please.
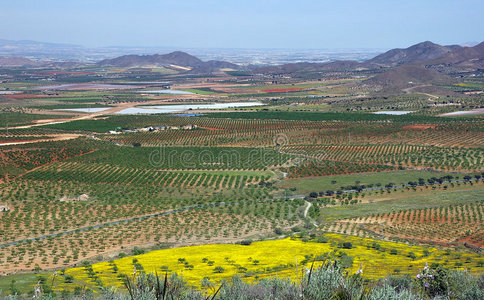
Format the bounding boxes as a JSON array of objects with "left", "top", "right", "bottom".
[
  {"left": 329, "top": 202, "right": 484, "bottom": 248},
  {"left": 281, "top": 144, "right": 484, "bottom": 171},
  {"left": 24, "top": 163, "right": 265, "bottom": 188}
]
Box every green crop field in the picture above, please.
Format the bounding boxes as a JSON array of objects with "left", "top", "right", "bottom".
[{"left": 277, "top": 170, "right": 468, "bottom": 193}]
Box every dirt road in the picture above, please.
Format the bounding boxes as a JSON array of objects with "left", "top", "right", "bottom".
[
  {"left": 402, "top": 84, "right": 439, "bottom": 100},
  {"left": 0, "top": 133, "right": 82, "bottom": 146}
]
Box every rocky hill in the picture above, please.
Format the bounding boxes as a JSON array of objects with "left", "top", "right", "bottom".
[
  {"left": 254, "top": 41, "right": 474, "bottom": 75},
  {"left": 364, "top": 41, "right": 460, "bottom": 67},
  {"left": 98, "top": 51, "right": 239, "bottom": 73},
  {"left": 426, "top": 42, "right": 484, "bottom": 72},
  {"left": 254, "top": 60, "right": 363, "bottom": 75},
  {"left": 366, "top": 65, "right": 453, "bottom": 90},
  {"left": 0, "top": 56, "right": 38, "bottom": 67}
]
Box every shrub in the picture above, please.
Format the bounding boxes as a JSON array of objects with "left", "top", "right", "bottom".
[
  {"left": 239, "top": 239, "right": 252, "bottom": 246},
  {"left": 339, "top": 255, "right": 354, "bottom": 269},
  {"left": 368, "top": 282, "right": 420, "bottom": 300},
  {"left": 274, "top": 227, "right": 284, "bottom": 235},
  {"left": 384, "top": 275, "right": 413, "bottom": 293},
  {"left": 64, "top": 275, "right": 74, "bottom": 283},
  {"left": 415, "top": 263, "right": 449, "bottom": 298},
  {"left": 304, "top": 222, "right": 314, "bottom": 229},
  {"left": 132, "top": 247, "right": 145, "bottom": 255},
  {"left": 315, "top": 236, "right": 328, "bottom": 243},
  {"left": 339, "top": 242, "right": 353, "bottom": 249}
]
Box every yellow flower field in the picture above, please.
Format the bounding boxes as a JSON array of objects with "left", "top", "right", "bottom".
[{"left": 56, "top": 234, "right": 484, "bottom": 292}]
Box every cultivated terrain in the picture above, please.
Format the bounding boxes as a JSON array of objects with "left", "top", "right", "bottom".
[{"left": 0, "top": 41, "right": 483, "bottom": 298}]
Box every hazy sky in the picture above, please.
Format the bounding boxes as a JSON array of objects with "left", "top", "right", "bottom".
[{"left": 1, "top": 0, "right": 483, "bottom": 49}]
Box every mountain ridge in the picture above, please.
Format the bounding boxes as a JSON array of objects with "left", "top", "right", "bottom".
[
  {"left": 98, "top": 51, "right": 240, "bottom": 73},
  {"left": 0, "top": 56, "right": 38, "bottom": 67},
  {"left": 364, "top": 41, "right": 461, "bottom": 67}
]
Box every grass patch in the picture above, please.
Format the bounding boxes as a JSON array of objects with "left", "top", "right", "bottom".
[{"left": 277, "top": 170, "right": 467, "bottom": 193}]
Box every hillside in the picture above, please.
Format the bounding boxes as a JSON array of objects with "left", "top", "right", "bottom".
[
  {"left": 0, "top": 56, "right": 37, "bottom": 67},
  {"left": 254, "top": 60, "right": 362, "bottom": 75},
  {"left": 364, "top": 41, "right": 460, "bottom": 67},
  {"left": 366, "top": 64, "right": 453, "bottom": 89},
  {"left": 254, "top": 41, "right": 465, "bottom": 75},
  {"left": 188, "top": 59, "right": 240, "bottom": 73},
  {"left": 427, "top": 41, "right": 484, "bottom": 72},
  {"left": 98, "top": 51, "right": 239, "bottom": 73},
  {"left": 98, "top": 51, "right": 202, "bottom": 68},
  {"left": 254, "top": 41, "right": 482, "bottom": 91}
]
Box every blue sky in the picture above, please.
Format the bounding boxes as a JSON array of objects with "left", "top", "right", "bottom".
[{"left": 1, "top": 0, "right": 483, "bottom": 49}]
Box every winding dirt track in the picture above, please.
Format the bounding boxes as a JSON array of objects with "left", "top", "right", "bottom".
[
  {"left": 304, "top": 200, "right": 312, "bottom": 218},
  {"left": 402, "top": 84, "right": 439, "bottom": 100}
]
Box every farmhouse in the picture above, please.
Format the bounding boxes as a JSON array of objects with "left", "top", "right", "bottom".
[
  {"left": 139, "top": 127, "right": 153, "bottom": 132},
  {"left": 181, "top": 124, "right": 197, "bottom": 130}
]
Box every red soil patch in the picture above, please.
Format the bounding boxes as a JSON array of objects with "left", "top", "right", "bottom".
[
  {"left": 2, "top": 94, "right": 51, "bottom": 99},
  {"left": 262, "top": 88, "right": 303, "bottom": 93},
  {"left": 36, "top": 71, "right": 96, "bottom": 75},
  {"left": 199, "top": 126, "right": 223, "bottom": 131},
  {"left": 456, "top": 232, "right": 484, "bottom": 248}
]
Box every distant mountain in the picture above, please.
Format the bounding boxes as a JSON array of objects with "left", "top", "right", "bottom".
[
  {"left": 98, "top": 51, "right": 239, "bottom": 73},
  {"left": 253, "top": 41, "right": 484, "bottom": 82},
  {"left": 363, "top": 42, "right": 484, "bottom": 92},
  {"left": 0, "top": 39, "right": 88, "bottom": 60},
  {"left": 0, "top": 56, "right": 38, "bottom": 67},
  {"left": 99, "top": 51, "right": 202, "bottom": 68},
  {"left": 254, "top": 60, "right": 363, "bottom": 75},
  {"left": 254, "top": 62, "right": 317, "bottom": 74},
  {"left": 364, "top": 41, "right": 460, "bottom": 67},
  {"left": 188, "top": 60, "right": 240, "bottom": 74},
  {"left": 254, "top": 41, "right": 464, "bottom": 75},
  {"left": 366, "top": 65, "right": 453, "bottom": 89},
  {"left": 427, "top": 41, "right": 484, "bottom": 70}
]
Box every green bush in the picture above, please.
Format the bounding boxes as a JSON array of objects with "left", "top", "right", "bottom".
[{"left": 315, "top": 236, "right": 328, "bottom": 243}]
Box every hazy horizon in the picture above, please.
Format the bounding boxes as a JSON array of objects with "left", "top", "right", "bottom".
[{"left": 1, "top": 0, "right": 483, "bottom": 50}]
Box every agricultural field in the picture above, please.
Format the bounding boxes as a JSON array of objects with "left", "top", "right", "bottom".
[
  {"left": 0, "top": 54, "right": 482, "bottom": 298},
  {"left": 332, "top": 202, "right": 484, "bottom": 247},
  {"left": 2, "top": 233, "right": 482, "bottom": 295},
  {"left": 277, "top": 170, "right": 468, "bottom": 193}
]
